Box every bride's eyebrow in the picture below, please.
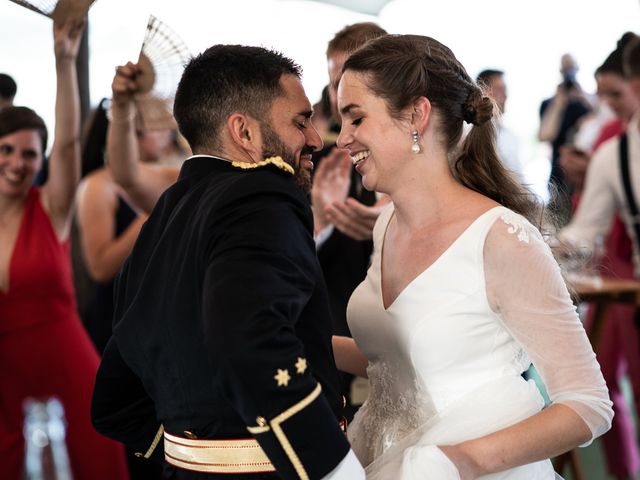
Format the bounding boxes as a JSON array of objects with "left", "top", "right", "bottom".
[{"left": 340, "top": 103, "right": 361, "bottom": 115}]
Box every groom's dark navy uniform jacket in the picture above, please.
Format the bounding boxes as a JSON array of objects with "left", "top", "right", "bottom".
[{"left": 91, "top": 156, "right": 350, "bottom": 479}]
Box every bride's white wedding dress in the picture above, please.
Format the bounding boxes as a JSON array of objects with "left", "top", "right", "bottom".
[{"left": 346, "top": 205, "right": 613, "bottom": 479}]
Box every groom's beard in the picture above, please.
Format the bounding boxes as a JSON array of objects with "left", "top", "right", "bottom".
[{"left": 260, "top": 123, "right": 313, "bottom": 194}]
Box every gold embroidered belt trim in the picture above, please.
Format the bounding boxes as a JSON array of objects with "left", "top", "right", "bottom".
[{"left": 164, "top": 431, "right": 276, "bottom": 474}]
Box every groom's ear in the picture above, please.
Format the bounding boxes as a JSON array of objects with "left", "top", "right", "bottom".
[{"left": 226, "top": 113, "right": 262, "bottom": 159}]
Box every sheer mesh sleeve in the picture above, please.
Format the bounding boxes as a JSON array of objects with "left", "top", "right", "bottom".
[{"left": 484, "top": 211, "right": 613, "bottom": 443}]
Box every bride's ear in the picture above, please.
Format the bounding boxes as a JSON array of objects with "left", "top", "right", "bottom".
[{"left": 410, "top": 96, "right": 431, "bottom": 133}]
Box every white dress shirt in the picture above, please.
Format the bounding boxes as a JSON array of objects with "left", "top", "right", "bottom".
[{"left": 560, "top": 113, "right": 640, "bottom": 275}]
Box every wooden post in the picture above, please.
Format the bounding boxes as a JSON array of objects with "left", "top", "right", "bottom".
[{"left": 76, "top": 20, "right": 90, "bottom": 125}]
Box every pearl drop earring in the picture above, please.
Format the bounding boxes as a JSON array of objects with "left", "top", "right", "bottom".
[{"left": 411, "top": 130, "right": 421, "bottom": 154}]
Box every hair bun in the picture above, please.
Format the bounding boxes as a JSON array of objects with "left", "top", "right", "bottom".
[{"left": 463, "top": 91, "right": 493, "bottom": 126}]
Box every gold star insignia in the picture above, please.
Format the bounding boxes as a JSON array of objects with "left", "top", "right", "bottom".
[
  {"left": 295, "top": 357, "right": 307, "bottom": 375},
  {"left": 274, "top": 369, "right": 291, "bottom": 387}
]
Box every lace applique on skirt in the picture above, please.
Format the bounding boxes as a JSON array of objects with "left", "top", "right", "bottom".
[{"left": 349, "top": 361, "right": 435, "bottom": 466}]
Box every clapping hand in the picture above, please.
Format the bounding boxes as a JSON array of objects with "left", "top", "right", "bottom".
[
  {"left": 311, "top": 147, "right": 352, "bottom": 233},
  {"left": 311, "top": 147, "right": 390, "bottom": 241},
  {"left": 325, "top": 195, "right": 390, "bottom": 241}
]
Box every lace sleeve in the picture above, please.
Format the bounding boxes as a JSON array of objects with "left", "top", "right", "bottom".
[{"left": 484, "top": 211, "right": 613, "bottom": 443}]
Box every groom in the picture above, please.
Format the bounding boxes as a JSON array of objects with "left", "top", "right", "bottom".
[{"left": 91, "top": 44, "right": 364, "bottom": 479}]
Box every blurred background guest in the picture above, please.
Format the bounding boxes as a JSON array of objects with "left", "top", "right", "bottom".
[
  {"left": 0, "top": 73, "right": 17, "bottom": 111},
  {"left": 559, "top": 32, "right": 640, "bottom": 480},
  {"left": 539, "top": 53, "right": 594, "bottom": 225},
  {"left": 0, "top": 18, "right": 128, "bottom": 479},
  {"left": 76, "top": 93, "right": 186, "bottom": 355},
  {"left": 476, "top": 69, "right": 523, "bottom": 179}
]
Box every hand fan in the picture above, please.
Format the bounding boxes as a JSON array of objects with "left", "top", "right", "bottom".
[
  {"left": 134, "top": 14, "right": 191, "bottom": 130},
  {"left": 8, "top": 0, "right": 95, "bottom": 22},
  {"left": 135, "top": 15, "right": 191, "bottom": 97}
]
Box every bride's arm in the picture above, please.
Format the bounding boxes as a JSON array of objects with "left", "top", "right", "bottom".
[
  {"left": 440, "top": 404, "right": 590, "bottom": 478},
  {"left": 441, "top": 217, "right": 612, "bottom": 479},
  {"left": 332, "top": 336, "right": 368, "bottom": 378}
]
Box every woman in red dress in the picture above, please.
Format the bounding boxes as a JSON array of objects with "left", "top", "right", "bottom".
[{"left": 0, "top": 18, "right": 128, "bottom": 479}]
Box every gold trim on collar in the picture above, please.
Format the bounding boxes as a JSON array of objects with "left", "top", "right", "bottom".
[{"left": 230, "top": 156, "right": 294, "bottom": 175}]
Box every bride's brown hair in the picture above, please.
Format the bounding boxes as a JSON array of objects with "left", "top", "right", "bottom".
[{"left": 343, "top": 34, "right": 543, "bottom": 225}]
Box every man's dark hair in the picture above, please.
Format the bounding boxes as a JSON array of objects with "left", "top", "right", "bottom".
[
  {"left": 476, "top": 69, "right": 504, "bottom": 89},
  {"left": 173, "top": 44, "right": 301, "bottom": 153},
  {"left": 0, "top": 73, "right": 17, "bottom": 101},
  {"left": 318, "top": 84, "right": 332, "bottom": 118},
  {"left": 326, "top": 22, "right": 387, "bottom": 58},
  {"left": 623, "top": 33, "right": 640, "bottom": 79}
]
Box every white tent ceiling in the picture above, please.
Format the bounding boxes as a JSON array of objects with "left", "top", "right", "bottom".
[{"left": 304, "top": 0, "right": 392, "bottom": 15}]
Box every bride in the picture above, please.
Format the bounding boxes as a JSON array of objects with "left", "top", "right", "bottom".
[{"left": 330, "top": 34, "right": 613, "bottom": 479}]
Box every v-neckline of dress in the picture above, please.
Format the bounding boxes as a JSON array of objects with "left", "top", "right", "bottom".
[
  {"left": 0, "top": 193, "right": 33, "bottom": 296},
  {"left": 379, "top": 206, "right": 502, "bottom": 311}
]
